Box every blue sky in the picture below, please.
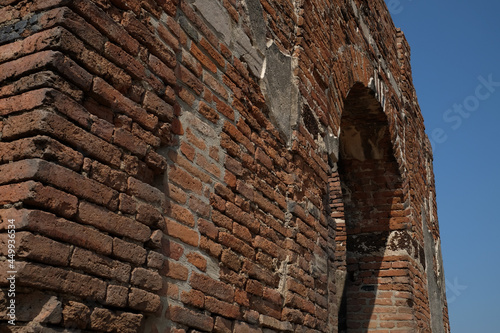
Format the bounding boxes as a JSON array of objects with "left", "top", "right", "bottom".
[{"left": 386, "top": 0, "right": 500, "bottom": 331}]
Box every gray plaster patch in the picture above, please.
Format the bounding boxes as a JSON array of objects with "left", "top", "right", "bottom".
[
  {"left": 423, "top": 210, "right": 446, "bottom": 333},
  {"left": 231, "top": 28, "right": 265, "bottom": 77},
  {"left": 261, "top": 42, "right": 299, "bottom": 142},
  {"left": 243, "top": 0, "right": 267, "bottom": 51},
  {"left": 325, "top": 132, "right": 340, "bottom": 164},
  {"left": 193, "top": 0, "right": 232, "bottom": 45}
]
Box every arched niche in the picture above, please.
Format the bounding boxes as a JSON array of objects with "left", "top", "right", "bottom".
[{"left": 333, "top": 83, "right": 409, "bottom": 332}]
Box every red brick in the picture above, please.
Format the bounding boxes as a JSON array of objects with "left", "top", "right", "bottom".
[
  {"left": 181, "top": 289, "right": 205, "bottom": 308},
  {"left": 205, "top": 296, "right": 240, "bottom": 319},
  {"left": 0, "top": 181, "right": 77, "bottom": 219},
  {"left": 0, "top": 231, "right": 71, "bottom": 267},
  {"left": 177, "top": 64, "right": 204, "bottom": 95},
  {"left": 105, "top": 285, "right": 129, "bottom": 308},
  {"left": 233, "top": 222, "right": 252, "bottom": 244},
  {"left": 6, "top": 261, "right": 106, "bottom": 302},
  {"left": 221, "top": 249, "right": 242, "bottom": 272},
  {"left": 168, "top": 164, "right": 203, "bottom": 194},
  {"left": 62, "top": 301, "right": 91, "bottom": 329},
  {"left": 128, "top": 287, "right": 161, "bottom": 313},
  {"left": 122, "top": 12, "right": 176, "bottom": 68},
  {"left": 131, "top": 267, "right": 163, "bottom": 291},
  {"left": 3, "top": 111, "right": 122, "bottom": 169},
  {"left": 163, "top": 218, "right": 199, "bottom": 246},
  {"left": 191, "top": 42, "right": 217, "bottom": 73},
  {"left": 136, "top": 203, "right": 163, "bottom": 227},
  {"left": 166, "top": 183, "right": 188, "bottom": 204},
  {"left": 190, "top": 272, "right": 235, "bottom": 302},
  {"left": 0, "top": 50, "right": 92, "bottom": 91},
  {"left": 70, "top": 247, "right": 131, "bottom": 283},
  {"left": 187, "top": 252, "right": 207, "bottom": 272},
  {"left": 242, "top": 260, "right": 279, "bottom": 287},
  {"left": 180, "top": 141, "right": 196, "bottom": 161},
  {"left": 71, "top": 0, "right": 140, "bottom": 55},
  {"left": 105, "top": 41, "right": 163, "bottom": 92},
  {"left": 198, "top": 101, "right": 219, "bottom": 123},
  {"left": 218, "top": 232, "right": 255, "bottom": 259},
  {"left": 182, "top": 47, "right": 202, "bottom": 77},
  {"left": 77, "top": 201, "right": 151, "bottom": 242},
  {"left": 127, "top": 176, "right": 165, "bottom": 205},
  {"left": 199, "top": 38, "right": 225, "bottom": 68},
  {"left": 143, "top": 91, "right": 175, "bottom": 122},
  {"left": 225, "top": 202, "right": 260, "bottom": 233},
  {"left": 1, "top": 208, "right": 112, "bottom": 255},
  {"left": 246, "top": 279, "right": 263, "bottom": 296},
  {"left": 39, "top": 7, "right": 106, "bottom": 52},
  {"left": 92, "top": 77, "right": 158, "bottom": 130},
  {"left": 112, "top": 237, "right": 147, "bottom": 266},
  {"left": 167, "top": 202, "right": 195, "bottom": 227},
  {"left": 168, "top": 305, "right": 214, "bottom": 331},
  {"left": 144, "top": 150, "right": 168, "bottom": 174},
  {"left": 186, "top": 127, "right": 207, "bottom": 150},
  {"left": 148, "top": 53, "right": 176, "bottom": 85},
  {"left": 188, "top": 195, "right": 211, "bottom": 218},
  {"left": 113, "top": 127, "right": 149, "bottom": 157},
  {"left": 211, "top": 210, "right": 232, "bottom": 230},
  {"left": 161, "top": 259, "right": 189, "bottom": 281},
  {"left": 0, "top": 70, "right": 82, "bottom": 101},
  {"left": 214, "top": 316, "right": 233, "bottom": 333},
  {"left": 233, "top": 321, "right": 263, "bottom": 333},
  {"left": 198, "top": 218, "right": 219, "bottom": 240}
]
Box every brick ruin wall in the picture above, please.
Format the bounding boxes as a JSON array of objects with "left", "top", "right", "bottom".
[{"left": 0, "top": 0, "right": 449, "bottom": 332}]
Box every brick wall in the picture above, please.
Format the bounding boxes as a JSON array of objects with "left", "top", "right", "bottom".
[{"left": 0, "top": 0, "right": 449, "bottom": 332}]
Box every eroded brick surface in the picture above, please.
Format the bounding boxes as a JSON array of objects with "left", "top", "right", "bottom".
[{"left": 0, "top": 0, "right": 448, "bottom": 332}]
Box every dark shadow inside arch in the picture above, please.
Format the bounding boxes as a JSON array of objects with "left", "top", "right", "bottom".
[{"left": 335, "top": 83, "right": 404, "bottom": 332}]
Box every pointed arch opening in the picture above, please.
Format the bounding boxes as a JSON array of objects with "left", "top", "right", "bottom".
[{"left": 332, "top": 83, "right": 408, "bottom": 332}]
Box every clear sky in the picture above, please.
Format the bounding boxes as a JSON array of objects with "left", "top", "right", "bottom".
[{"left": 385, "top": 0, "right": 500, "bottom": 331}]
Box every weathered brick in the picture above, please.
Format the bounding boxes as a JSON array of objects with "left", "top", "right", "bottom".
[
  {"left": 128, "top": 288, "right": 161, "bottom": 313},
  {"left": 190, "top": 272, "right": 234, "bottom": 302},
  {"left": 187, "top": 252, "right": 207, "bottom": 272},
  {"left": 136, "top": 203, "right": 163, "bottom": 227},
  {"left": 168, "top": 305, "right": 214, "bottom": 331},
  {"left": 122, "top": 12, "right": 176, "bottom": 68},
  {"left": 71, "top": 0, "right": 140, "bottom": 54},
  {"left": 3, "top": 111, "right": 122, "bottom": 169},
  {"left": 0, "top": 208, "right": 112, "bottom": 255},
  {"left": 106, "top": 284, "right": 129, "bottom": 308},
  {"left": 0, "top": 181, "right": 78, "bottom": 218},
  {"left": 148, "top": 53, "right": 176, "bottom": 85},
  {"left": 62, "top": 301, "right": 91, "bottom": 329},
  {"left": 160, "top": 259, "right": 189, "bottom": 281},
  {"left": 143, "top": 90, "right": 175, "bottom": 122},
  {"left": 0, "top": 50, "right": 92, "bottom": 91},
  {"left": 4, "top": 261, "right": 107, "bottom": 301},
  {"left": 181, "top": 288, "right": 205, "bottom": 308},
  {"left": 163, "top": 218, "right": 199, "bottom": 246},
  {"left": 127, "top": 176, "right": 165, "bottom": 205},
  {"left": 70, "top": 247, "right": 131, "bottom": 283},
  {"left": 147, "top": 250, "right": 164, "bottom": 269},
  {"left": 90, "top": 307, "right": 143, "bottom": 332},
  {"left": 161, "top": 237, "right": 184, "bottom": 260},
  {"left": 92, "top": 77, "right": 158, "bottom": 130},
  {"left": 131, "top": 267, "right": 163, "bottom": 291},
  {"left": 205, "top": 296, "right": 240, "bottom": 319},
  {"left": 233, "top": 321, "right": 262, "bottom": 333},
  {"left": 113, "top": 127, "right": 149, "bottom": 157},
  {"left": 168, "top": 164, "right": 203, "bottom": 194},
  {"left": 78, "top": 201, "right": 151, "bottom": 242},
  {"left": 0, "top": 231, "right": 71, "bottom": 266}
]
